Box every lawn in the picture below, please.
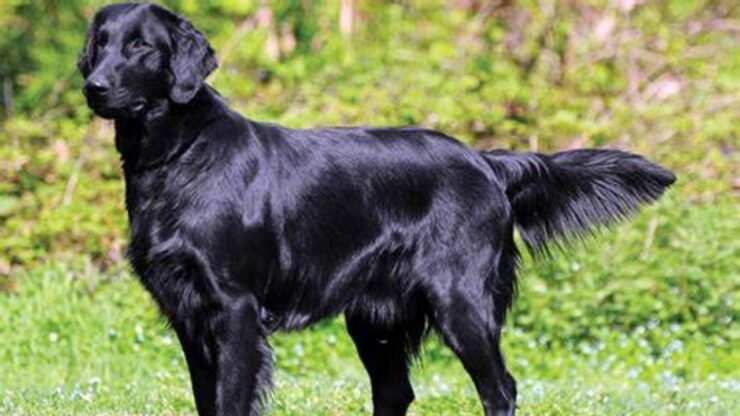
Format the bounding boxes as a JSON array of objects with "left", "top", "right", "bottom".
[
  {"left": 2, "top": 197, "right": 737, "bottom": 415},
  {"left": 1, "top": 1, "right": 738, "bottom": 414}
]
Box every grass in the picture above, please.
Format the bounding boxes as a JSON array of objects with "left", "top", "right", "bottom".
[
  {"left": 1, "top": 273, "right": 737, "bottom": 415},
  {"left": 1, "top": 196, "right": 738, "bottom": 415},
  {"left": 1, "top": 1, "right": 737, "bottom": 414}
]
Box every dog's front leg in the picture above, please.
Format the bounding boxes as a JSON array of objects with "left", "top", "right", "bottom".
[
  {"left": 213, "top": 294, "right": 272, "bottom": 416},
  {"left": 172, "top": 320, "right": 217, "bottom": 416}
]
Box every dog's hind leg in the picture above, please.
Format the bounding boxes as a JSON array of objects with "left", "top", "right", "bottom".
[
  {"left": 428, "top": 273, "right": 517, "bottom": 416},
  {"left": 345, "top": 313, "right": 423, "bottom": 416}
]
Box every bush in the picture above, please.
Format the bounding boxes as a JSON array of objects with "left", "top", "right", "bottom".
[{"left": 0, "top": 0, "right": 737, "bottom": 345}]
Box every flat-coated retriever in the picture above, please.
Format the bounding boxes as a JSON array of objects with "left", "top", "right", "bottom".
[{"left": 79, "top": 3, "right": 675, "bottom": 415}]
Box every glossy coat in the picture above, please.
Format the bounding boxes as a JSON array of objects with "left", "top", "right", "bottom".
[{"left": 79, "top": 4, "right": 675, "bottom": 416}]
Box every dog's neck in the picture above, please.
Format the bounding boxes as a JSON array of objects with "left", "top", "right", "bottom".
[{"left": 114, "top": 85, "right": 225, "bottom": 175}]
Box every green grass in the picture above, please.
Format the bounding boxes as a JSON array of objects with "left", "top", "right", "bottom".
[
  {"left": 1, "top": 271, "right": 737, "bottom": 415},
  {"left": 1, "top": 1, "right": 737, "bottom": 414},
  {"left": 1, "top": 197, "right": 738, "bottom": 415}
]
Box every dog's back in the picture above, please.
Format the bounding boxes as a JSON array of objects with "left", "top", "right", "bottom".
[{"left": 79, "top": 4, "right": 675, "bottom": 414}]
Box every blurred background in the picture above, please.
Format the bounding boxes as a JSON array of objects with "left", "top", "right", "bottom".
[{"left": 0, "top": 0, "right": 737, "bottom": 414}]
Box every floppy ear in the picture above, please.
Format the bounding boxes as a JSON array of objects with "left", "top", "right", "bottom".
[
  {"left": 78, "top": 24, "right": 97, "bottom": 78},
  {"left": 168, "top": 17, "right": 218, "bottom": 104}
]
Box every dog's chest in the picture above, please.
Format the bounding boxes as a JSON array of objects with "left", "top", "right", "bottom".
[
  {"left": 125, "top": 172, "right": 209, "bottom": 275},
  {"left": 125, "top": 193, "right": 224, "bottom": 319},
  {"left": 124, "top": 168, "right": 270, "bottom": 300}
]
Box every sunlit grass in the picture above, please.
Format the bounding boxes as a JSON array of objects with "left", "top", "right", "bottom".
[
  {"left": 2, "top": 193, "right": 737, "bottom": 415},
  {"left": 1, "top": 257, "right": 737, "bottom": 415}
]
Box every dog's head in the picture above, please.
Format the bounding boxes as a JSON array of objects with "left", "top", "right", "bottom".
[{"left": 79, "top": 3, "right": 217, "bottom": 119}]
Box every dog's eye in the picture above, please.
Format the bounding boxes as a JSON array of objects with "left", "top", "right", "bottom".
[{"left": 128, "top": 38, "right": 151, "bottom": 52}]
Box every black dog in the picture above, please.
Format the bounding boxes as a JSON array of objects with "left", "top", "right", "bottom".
[{"left": 79, "top": 3, "right": 675, "bottom": 415}]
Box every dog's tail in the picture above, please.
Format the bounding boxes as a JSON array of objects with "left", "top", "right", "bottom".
[{"left": 482, "top": 149, "right": 676, "bottom": 254}]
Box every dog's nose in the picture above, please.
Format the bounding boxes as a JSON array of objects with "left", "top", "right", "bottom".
[{"left": 84, "top": 78, "right": 110, "bottom": 98}]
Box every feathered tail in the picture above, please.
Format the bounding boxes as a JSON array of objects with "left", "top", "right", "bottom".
[{"left": 482, "top": 149, "right": 676, "bottom": 254}]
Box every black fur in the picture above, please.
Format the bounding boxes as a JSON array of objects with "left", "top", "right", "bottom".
[
  {"left": 483, "top": 149, "right": 676, "bottom": 254},
  {"left": 79, "top": 4, "right": 675, "bottom": 416}
]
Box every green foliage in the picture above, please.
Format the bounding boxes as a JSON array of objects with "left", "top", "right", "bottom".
[
  {"left": 0, "top": 0, "right": 738, "bottom": 413},
  {"left": 513, "top": 195, "right": 739, "bottom": 347}
]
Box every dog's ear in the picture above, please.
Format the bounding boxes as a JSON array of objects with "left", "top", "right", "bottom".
[
  {"left": 78, "top": 23, "right": 97, "bottom": 78},
  {"left": 167, "top": 16, "right": 218, "bottom": 104}
]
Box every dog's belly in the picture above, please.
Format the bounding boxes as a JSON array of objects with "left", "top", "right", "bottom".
[
  {"left": 256, "top": 235, "right": 421, "bottom": 333},
  {"left": 258, "top": 290, "right": 416, "bottom": 335}
]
